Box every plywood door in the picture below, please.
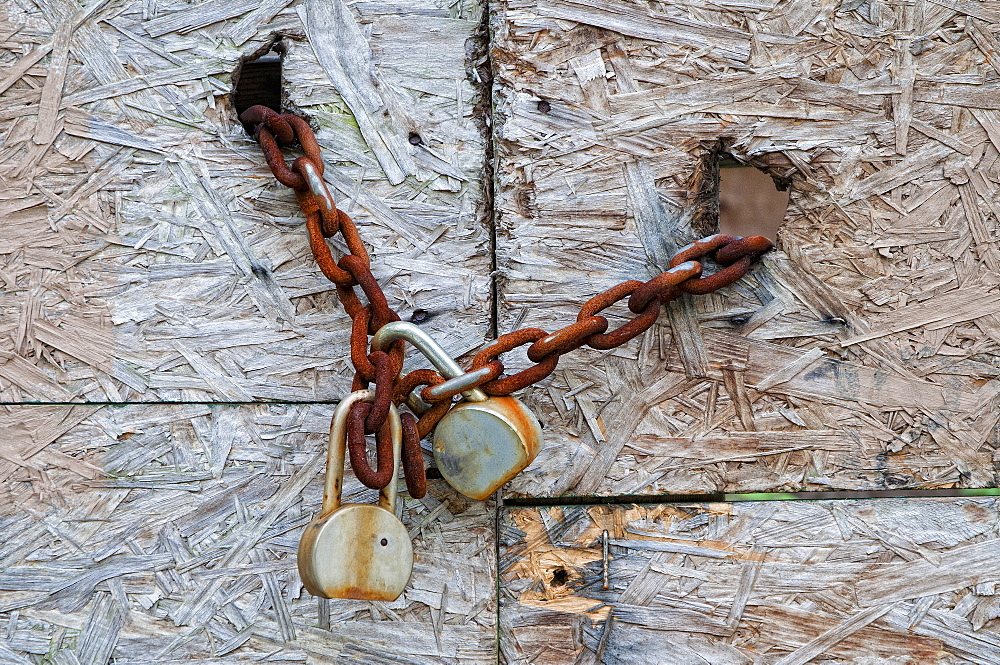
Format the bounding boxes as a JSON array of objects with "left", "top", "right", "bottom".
[
  {"left": 0, "top": 0, "right": 496, "bottom": 661},
  {"left": 1, "top": 404, "right": 496, "bottom": 663},
  {"left": 0, "top": 0, "right": 491, "bottom": 403},
  {"left": 490, "top": 0, "right": 1000, "bottom": 661},
  {"left": 490, "top": 0, "right": 1000, "bottom": 497},
  {"left": 7, "top": 0, "right": 1000, "bottom": 661}
]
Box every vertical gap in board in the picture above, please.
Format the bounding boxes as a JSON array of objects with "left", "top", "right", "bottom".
[
  {"left": 471, "top": 0, "right": 499, "bottom": 340},
  {"left": 494, "top": 500, "right": 502, "bottom": 665}
]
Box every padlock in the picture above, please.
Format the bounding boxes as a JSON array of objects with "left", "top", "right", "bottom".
[
  {"left": 298, "top": 390, "right": 413, "bottom": 600},
  {"left": 371, "top": 322, "right": 543, "bottom": 501},
  {"left": 431, "top": 395, "right": 542, "bottom": 500}
]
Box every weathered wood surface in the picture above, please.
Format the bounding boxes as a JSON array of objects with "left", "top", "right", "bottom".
[
  {"left": 9, "top": 0, "right": 1000, "bottom": 661},
  {"left": 0, "top": 0, "right": 490, "bottom": 402},
  {"left": 501, "top": 498, "right": 1000, "bottom": 664},
  {"left": 491, "top": 0, "right": 1000, "bottom": 497},
  {"left": 1, "top": 0, "right": 497, "bottom": 662},
  {"left": 0, "top": 404, "right": 496, "bottom": 663}
]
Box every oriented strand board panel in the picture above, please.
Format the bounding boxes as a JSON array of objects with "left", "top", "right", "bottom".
[
  {"left": 500, "top": 499, "right": 1000, "bottom": 665},
  {"left": 491, "top": 0, "right": 1000, "bottom": 497},
  {"left": 0, "top": 404, "right": 496, "bottom": 663},
  {"left": 0, "top": 0, "right": 490, "bottom": 402}
]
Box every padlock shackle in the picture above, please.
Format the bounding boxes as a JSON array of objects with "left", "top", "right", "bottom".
[
  {"left": 325, "top": 390, "right": 403, "bottom": 515},
  {"left": 370, "top": 321, "right": 487, "bottom": 402}
]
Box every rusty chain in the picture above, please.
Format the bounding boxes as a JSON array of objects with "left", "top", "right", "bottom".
[
  {"left": 240, "top": 106, "right": 427, "bottom": 497},
  {"left": 241, "top": 106, "right": 775, "bottom": 498}
]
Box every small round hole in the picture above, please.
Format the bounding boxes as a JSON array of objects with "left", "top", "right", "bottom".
[
  {"left": 410, "top": 308, "right": 429, "bottom": 323},
  {"left": 380, "top": 538, "right": 388, "bottom": 547},
  {"left": 537, "top": 100, "right": 551, "bottom": 113},
  {"left": 408, "top": 132, "right": 422, "bottom": 145},
  {"left": 551, "top": 567, "right": 568, "bottom": 586}
]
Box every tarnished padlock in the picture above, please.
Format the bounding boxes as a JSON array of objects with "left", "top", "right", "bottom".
[
  {"left": 372, "top": 322, "right": 543, "bottom": 501},
  {"left": 298, "top": 390, "right": 413, "bottom": 600}
]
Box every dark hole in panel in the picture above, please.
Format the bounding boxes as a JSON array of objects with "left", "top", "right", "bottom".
[
  {"left": 551, "top": 567, "right": 569, "bottom": 586},
  {"left": 718, "top": 162, "right": 789, "bottom": 241},
  {"left": 234, "top": 49, "right": 283, "bottom": 117}
]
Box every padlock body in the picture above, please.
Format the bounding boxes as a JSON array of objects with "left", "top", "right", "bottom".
[
  {"left": 433, "top": 395, "right": 542, "bottom": 500},
  {"left": 298, "top": 504, "right": 413, "bottom": 601}
]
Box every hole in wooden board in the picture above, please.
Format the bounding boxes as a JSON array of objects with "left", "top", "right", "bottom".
[
  {"left": 233, "top": 45, "right": 284, "bottom": 118},
  {"left": 718, "top": 163, "right": 789, "bottom": 241},
  {"left": 551, "top": 567, "right": 569, "bottom": 586}
]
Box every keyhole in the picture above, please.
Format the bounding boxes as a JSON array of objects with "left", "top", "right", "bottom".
[
  {"left": 233, "top": 43, "right": 284, "bottom": 118},
  {"left": 380, "top": 538, "right": 388, "bottom": 547}
]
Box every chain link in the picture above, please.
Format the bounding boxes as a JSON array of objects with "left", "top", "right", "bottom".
[
  {"left": 242, "top": 106, "right": 419, "bottom": 494},
  {"left": 468, "top": 246, "right": 770, "bottom": 396},
  {"left": 242, "top": 106, "right": 775, "bottom": 497}
]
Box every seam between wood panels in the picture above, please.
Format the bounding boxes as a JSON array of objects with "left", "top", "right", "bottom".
[
  {"left": 500, "top": 487, "right": 1000, "bottom": 507},
  {"left": 476, "top": 5, "right": 502, "bottom": 663},
  {"left": 494, "top": 499, "right": 502, "bottom": 665},
  {"left": 477, "top": 0, "right": 498, "bottom": 340},
  {"left": 0, "top": 400, "right": 344, "bottom": 406}
]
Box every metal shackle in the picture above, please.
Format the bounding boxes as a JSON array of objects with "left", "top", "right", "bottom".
[
  {"left": 371, "top": 321, "right": 487, "bottom": 403},
  {"left": 299, "top": 389, "right": 411, "bottom": 601},
  {"left": 323, "top": 390, "right": 402, "bottom": 515}
]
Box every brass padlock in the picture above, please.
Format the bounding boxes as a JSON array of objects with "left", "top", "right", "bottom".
[
  {"left": 298, "top": 390, "right": 413, "bottom": 601},
  {"left": 372, "top": 322, "right": 543, "bottom": 501}
]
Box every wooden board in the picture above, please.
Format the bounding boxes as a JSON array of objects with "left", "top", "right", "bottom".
[
  {"left": 9, "top": 0, "right": 1000, "bottom": 659},
  {"left": 0, "top": 0, "right": 490, "bottom": 402},
  {"left": 0, "top": 1, "right": 498, "bottom": 661},
  {"left": 491, "top": 0, "right": 1000, "bottom": 497},
  {"left": 500, "top": 498, "right": 1000, "bottom": 664},
  {"left": 0, "top": 403, "right": 496, "bottom": 663}
]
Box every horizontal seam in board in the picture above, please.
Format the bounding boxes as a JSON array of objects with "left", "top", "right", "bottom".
[
  {"left": 500, "top": 487, "right": 1000, "bottom": 507},
  {"left": 0, "top": 400, "right": 345, "bottom": 406},
  {"left": 501, "top": 493, "right": 726, "bottom": 507}
]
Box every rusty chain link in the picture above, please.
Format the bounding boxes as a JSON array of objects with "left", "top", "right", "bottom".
[
  {"left": 242, "top": 105, "right": 427, "bottom": 498},
  {"left": 466, "top": 250, "right": 770, "bottom": 395},
  {"left": 241, "top": 106, "right": 775, "bottom": 498}
]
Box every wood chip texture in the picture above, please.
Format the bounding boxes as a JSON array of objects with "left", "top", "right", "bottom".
[
  {"left": 1, "top": 0, "right": 496, "bottom": 662},
  {"left": 0, "top": 0, "right": 490, "bottom": 402},
  {"left": 501, "top": 498, "right": 1000, "bottom": 664},
  {"left": 7, "top": 0, "right": 1000, "bottom": 660},
  {"left": 0, "top": 404, "right": 496, "bottom": 663},
  {"left": 491, "top": 0, "right": 1000, "bottom": 497}
]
